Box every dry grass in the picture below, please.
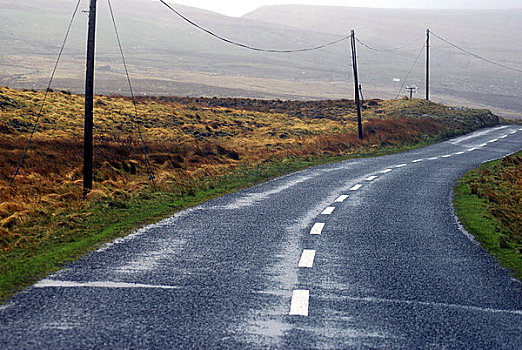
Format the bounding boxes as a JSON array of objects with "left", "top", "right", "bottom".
[{"left": 0, "top": 85, "right": 499, "bottom": 255}]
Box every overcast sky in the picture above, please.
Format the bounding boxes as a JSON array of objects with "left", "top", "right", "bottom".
[{"left": 163, "top": 0, "right": 522, "bottom": 17}]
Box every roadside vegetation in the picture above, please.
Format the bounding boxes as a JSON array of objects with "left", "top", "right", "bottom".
[
  {"left": 0, "top": 85, "right": 499, "bottom": 301},
  {"left": 454, "top": 152, "right": 522, "bottom": 280}
]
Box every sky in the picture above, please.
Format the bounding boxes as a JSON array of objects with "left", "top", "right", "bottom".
[{"left": 163, "top": 0, "right": 522, "bottom": 17}]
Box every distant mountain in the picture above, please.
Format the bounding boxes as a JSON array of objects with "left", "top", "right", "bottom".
[{"left": 1, "top": 1, "right": 521, "bottom": 117}]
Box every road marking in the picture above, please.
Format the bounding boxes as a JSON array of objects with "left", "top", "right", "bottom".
[
  {"left": 428, "top": 156, "right": 439, "bottom": 160},
  {"left": 511, "top": 130, "right": 517, "bottom": 134},
  {"left": 454, "top": 151, "right": 465, "bottom": 155},
  {"left": 500, "top": 135, "right": 508, "bottom": 139},
  {"left": 310, "top": 223, "right": 325, "bottom": 235},
  {"left": 350, "top": 184, "right": 363, "bottom": 191},
  {"left": 335, "top": 195, "right": 349, "bottom": 202},
  {"left": 412, "top": 159, "right": 424, "bottom": 163},
  {"left": 321, "top": 207, "right": 335, "bottom": 215},
  {"left": 34, "top": 279, "right": 178, "bottom": 289},
  {"left": 381, "top": 169, "right": 392, "bottom": 173},
  {"left": 468, "top": 147, "right": 478, "bottom": 151},
  {"left": 298, "top": 250, "right": 316, "bottom": 268},
  {"left": 479, "top": 143, "right": 488, "bottom": 147},
  {"left": 441, "top": 155, "right": 452, "bottom": 158},
  {"left": 289, "top": 290, "right": 309, "bottom": 316},
  {"left": 395, "top": 164, "right": 407, "bottom": 168},
  {"left": 365, "top": 175, "right": 378, "bottom": 181}
]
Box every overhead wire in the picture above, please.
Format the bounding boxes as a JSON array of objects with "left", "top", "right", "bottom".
[
  {"left": 107, "top": 0, "right": 156, "bottom": 184},
  {"left": 430, "top": 31, "right": 522, "bottom": 74},
  {"left": 9, "top": 0, "right": 82, "bottom": 186},
  {"left": 159, "top": 0, "right": 352, "bottom": 53},
  {"left": 394, "top": 45, "right": 425, "bottom": 99},
  {"left": 356, "top": 38, "right": 421, "bottom": 53}
]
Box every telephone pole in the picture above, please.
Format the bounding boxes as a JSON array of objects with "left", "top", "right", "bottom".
[
  {"left": 84, "top": 0, "right": 97, "bottom": 196},
  {"left": 351, "top": 30, "right": 363, "bottom": 140},
  {"left": 426, "top": 29, "right": 430, "bottom": 101}
]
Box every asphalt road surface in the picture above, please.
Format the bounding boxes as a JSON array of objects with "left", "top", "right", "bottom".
[{"left": 1, "top": 125, "right": 522, "bottom": 349}]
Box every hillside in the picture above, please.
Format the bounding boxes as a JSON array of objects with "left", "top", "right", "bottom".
[{"left": 1, "top": 1, "right": 522, "bottom": 117}]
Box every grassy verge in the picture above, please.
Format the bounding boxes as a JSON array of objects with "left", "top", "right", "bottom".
[{"left": 454, "top": 152, "right": 522, "bottom": 280}]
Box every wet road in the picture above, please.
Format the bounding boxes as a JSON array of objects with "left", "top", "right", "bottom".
[{"left": 1, "top": 125, "right": 522, "bottom": 348}]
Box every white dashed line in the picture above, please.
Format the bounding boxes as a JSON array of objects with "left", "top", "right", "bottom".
[
  {"left": 335, "top": 195, "right": 348, "bottom": 202},
  {"left": 500, "top": 135, "right": 508, "bottom": 139},
  {"left": 395, "top": 164, "right": 407, "bottom": 168},
  {"left": 365, "top": 176, "right": 378, "bottom": 181},
  {"left": 441, "top": 155, "right": 452, "bottom": 158},
  {"left": 298, "top": 250, "right": 316, "bottom": 268},
  {"left": 350, "top": 184, "right": 363, "bottom": 191},
  {"left": 454, "top": 151, "right": 465, "bottom": 155},
  {"left": 412, "top": 159, "right": 424, "bottom": 163},
  {"left": 34, "top": 280, "right": 178, "bottom": 289},
  {"left": 310, "top": 223, "right": 325, "bottom": 235},
  {"left": 321, "top": 207, "right": 335, "bottom": 215},
  {"left": 511, "top": 131, "right": 517, "bottom": 134},
  {"left": 479, "top": 143, "right": 488, "bottom": 147},
  {"left": 428, "top": 156, "right": 439, "bottom": 160},
  {"left": 381, "top": 169, "right": 392, "bottom": 173},
  {"left": 468, "top": 147, "right": 478, "bottom": 151},
  {"left": 289, "top": 290, "right": 309, "bottom": 316}
]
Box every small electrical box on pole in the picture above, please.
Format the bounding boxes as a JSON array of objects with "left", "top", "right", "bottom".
[
  {"left": 351, "top": 30, "right": 363, "bottom": 140},
  {"left": 405, "top": 86, "right": 417, "bottom": 99},
  {"left": 83, "top": 0, "right": 97, "bottom": 196}
]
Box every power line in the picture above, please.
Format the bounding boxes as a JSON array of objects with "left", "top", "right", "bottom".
[
  {"left": 9, "top": 0, "right": 82, "bottom": 186},
  {"left": 430, "top": 31, "right": 522, "bottom": 74},
  {"left": 159, "top": 0, "right": 351, "bottom": 53},
  {"left": 395, "top": 45, "right": 425, "bottom": 99},
  {"left": 356, "top": 38, "right": 421, "bottom": 53},
  {"left": 107, "top": 0, "right": 155, "bottom": 184}
]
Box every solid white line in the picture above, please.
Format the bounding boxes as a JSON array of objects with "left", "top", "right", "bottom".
[
  {"left": 365, "top": 175, "right": 378, "bottom": 181},
  {"left": 289, "top": 290, "right": 309, "bottom": 316},
  {"left": 298, "top": 250, "right": 316, "bottom": 268},
  {"left": 321, "top": 207, "right": 335, "bottom": 215},
  {"left": 412, "top": 159, "right": 424, "bottom": 163},
  {"left": 34, "top": 279, "right": 178, "bottom": 289},
  {"left": 310, "top": 223, "right": 325, "bottom": 235},
  {"left": 381, "top": 169, "right": 392, "bottom": 173},
  {"left": 335, "top": 195, "right": 349, "bottom": 202},
  {"left": 350, "top": 184, "right": 363, "bottom": 191},
  {"left": 395, "top": 164, "right": 407, "bottom": 168}
]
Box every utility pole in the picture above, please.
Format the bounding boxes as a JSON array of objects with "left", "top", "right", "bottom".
[
  {"left": 84, "top": 0, "right": 97, "bottom": 196},
  {"left": 351, "top": 30, "right": 363, "bottom": 140},
  {"left": 426, "top": 29, "right": 430, "bottom": 101}
]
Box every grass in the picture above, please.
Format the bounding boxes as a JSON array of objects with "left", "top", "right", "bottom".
[
  {"left": 0, "top": 85, "right": 500, "bottom": 301},
  {"left": 454, "top": 152, "right": 522, "bottom": 280}
]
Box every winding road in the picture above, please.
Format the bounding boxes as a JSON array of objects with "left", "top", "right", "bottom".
[{"left": 1, "top": 125, "right": 522, "bottom": 348}]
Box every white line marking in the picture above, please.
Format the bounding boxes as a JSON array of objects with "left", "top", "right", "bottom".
[
  {"left": 365, "top": 175, "right": 378, "bottom": 181},
  {"left": 500, "top": 135, "right": 508, "bottom": 139},
  {"left": 511, "top": 131, "right": 517, "bottom": 134},
  {"left": 335, "top": 195, "right": 348, "bottom": 202},
  {"left": 350, "top": 184, "right": 363, "bottom": 191},
  {"left": 454, "top": 151, "right": 465, "bottom": 155},
  {"left": 412, "top": 159, "right": 424, "bottom": 163},
  {"left": 428, "top": 156, "right": 439, "bottom": 160},
  {"left": 289, "top": 290, "right": 309, "bottom": 316},
  {"left": 34, "top": 280, "right": 178, "bottom": 289},
  {"left": 321, "top": 207, "right": 335, "bottom": 215},
  {"left": 395, "top": 164, "right": 407, "bottom": 168},
  {"left": 381, "top": 169, "right": 392, "bottom": 173},
  {"left": 334, "top": 295, "right": 522, "bottom": 316},
  {"left": 298, "top": 250, "right": 316, "bottom": 268},
  {"left": 310, "top": 223, "right": 325, "bottom": 235},
  {"left": 441, "top": 155, "right": 452, "bottom": 158},
  {"left": 468, "top": 147, "right": 478, "bottom": 151},
  {"left": 479, "top": 143, "right": 488, "bottom": 147}
]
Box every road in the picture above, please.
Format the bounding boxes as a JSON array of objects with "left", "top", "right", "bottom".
[{"left": 1, "top": 125, "right": 522, "bottom": 349}]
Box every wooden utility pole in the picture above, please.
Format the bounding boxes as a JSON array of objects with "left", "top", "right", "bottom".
[
  {"left": 426, "top": 29, "right": 430, "bottom": 101},
  {"left": 351, "top": 30, "right": 363, "bottom": 140},
  {"left": 84, "top": 0, "right": 97, "bottom": 196}
]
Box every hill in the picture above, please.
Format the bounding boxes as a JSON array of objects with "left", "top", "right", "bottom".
[{"left": 1, "top": 1, "right": 521, "bottom": 117}]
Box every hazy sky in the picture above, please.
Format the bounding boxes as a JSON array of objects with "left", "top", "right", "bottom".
[{"left": 163, "top": 0, "right": 522, "bottom": 17}]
